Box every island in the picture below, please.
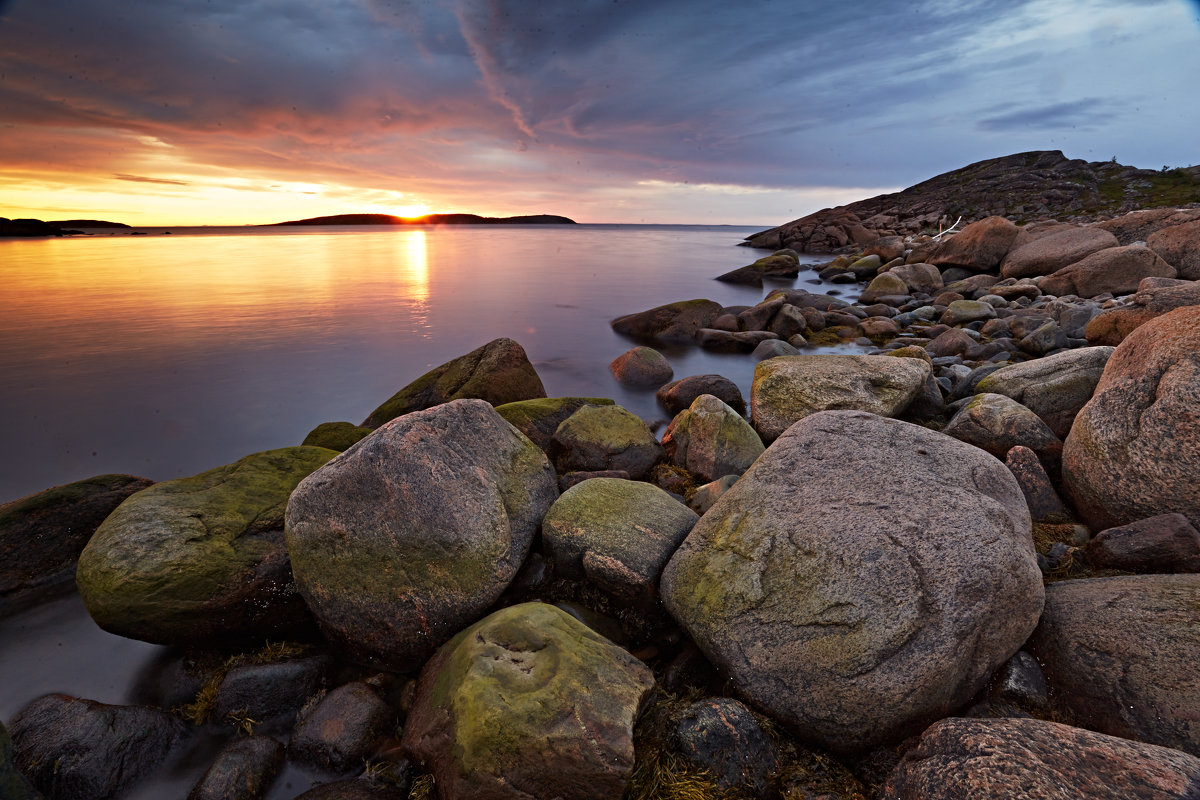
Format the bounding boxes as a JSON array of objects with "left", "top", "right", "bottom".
[{"left": 265, "top": 212, "right": 576, "bottom": 226}]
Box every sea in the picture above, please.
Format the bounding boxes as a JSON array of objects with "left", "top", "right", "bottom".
[{"left": 0, "top": 223, "right": 856, "bottom": 797}]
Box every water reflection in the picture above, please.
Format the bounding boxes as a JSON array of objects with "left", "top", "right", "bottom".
[{"left": 396, "top": 230, "right": 431, "bottom": 338}]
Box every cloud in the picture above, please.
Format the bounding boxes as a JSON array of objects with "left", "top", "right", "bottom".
[
  {"left": 113, "top": 173, "right": 191, "bottom": 186},
  {"left": 977, "top": 99, "right": 1117, "bottom": 132}
]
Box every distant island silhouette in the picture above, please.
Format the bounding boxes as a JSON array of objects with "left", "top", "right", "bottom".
[{"left": 267, "top": 213, "right": 576, "bottom": 226}]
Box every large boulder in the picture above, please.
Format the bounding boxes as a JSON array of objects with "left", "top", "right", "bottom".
[
  {"left": 657, "top": 375, "right": 746, "bottom": 416},
  {"left": 1084, "top": 281, "right": 1200, "bottom": 344},
  {"left": 548, "top": 405, "right": 663, "bottom": 480},
  {"left": 76, "top": 447, "right": 335, "bottom": 645},
  {"left": 926, "top": 216, "right": 1021, "bottom": 272},
  {"left": 10, "top": 694, "right": 186, "bottom": 800},
  {"left": 1084, "top": 513, "right": 1200, "bottom": 573},
  {"left": 975, "top": 346, "right": 1114, "bottom": 438},
  {"left": 1031, "top": 574, "right": 1200, "bottom": 756},
  {"left": 660, "top": 411, "right": 1042, "bottom": 754},
  {"left": 400, "top": 602, "right": 655, "bottom": 800},
  {"left": 884, "top": 717, "right": 1200, "bottom": 800},
  {"left": 1147, "top": 220, "right": 1200, "bottom": 280},
  {"left": 1038, "top": 244, "right": 1176, "bottom": 298},
  {"left": 0, "top": 474, "right": 153, "bottom": 616},
  {"left": 610, "top": 299, "right": 724, "bottom": 344},
  {"left": 662, "top": 394, "right": 764, "bottom": 483},
  {"left": 541, "top": 478, "right": 697, "bottom": 603},
  {"left": 609, "top": 347, "right": 673, "bottom": 388},
  {"left": 1096, "top": 206, "right": 1200, "bottom": 244},
  {"left": 362, "top": 338, "right": 546, "bottom": 427},
  {"left": 494, "top": 396, "right": 614, "bottom": 451},
  {"left": 886, "top": 262, "right": 943, "bottom": 294},
  {"left": 285, "top": 399, "right": 558, "bottom": 671},
  {"left": 942, "top": 394, "right": 1062, "bottom": 470},
  {"left": 715, "top": 253, "right": 801, "bottom": 286},
  {"left": 1000, "top": 225, "right": 1119, "bottom": 279},
  {"left": 1064, "top": 306, "right": 1200, "bottom": 530},
  {"left": 750, "top": 355, "right": 931, "bottom": 442}
]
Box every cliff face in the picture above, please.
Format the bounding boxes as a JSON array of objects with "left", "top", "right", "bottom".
[{"left": 748, "top": 151, "right": 1200, "bottom": 252}]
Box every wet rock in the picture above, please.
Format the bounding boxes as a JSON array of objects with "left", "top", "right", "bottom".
[
  {"left": 211, "top": 654, "right": 330, "bottom": 732},
  {"left": 989, "top": 650, "right": 1050, "bottom": 714},
  {"left": 696, "top": 328, "right": 778, "bottom": 352},
  {"left": 859, "top": 316, "right": 901, "bottom": 339},
  {"left": 767, "top": 304, "right": 810, "bottom": 339},
  {"left": 362, "top": 338, "right": 546, "bottom": 427},
  {"left": 1031, "top": 574, "right": 1200, "bottom": 756},
  {"left": 1085, "top": 281, "right": 1200, "bottom": 345},
  {"left": 654, "top": 698, "right": 777, "bottom": 795},
  {"left": 188, "top": 735, "right": 285, "bottom": 800},
  {"left": 1084, "top": 513, "right": 1200, "bottom": 573},
  {"left": 657, "top": 375, "right": 746, "bottom": 416},
  {"left": 975, "top": 346, "right": 1113, "bottom": 438},
  {"left": 294, "top": 778, "right": 409, "bottom": 800},
  {"left": 1000, "top": 225, "right": 1119, "bottom": 279},
  {"left": 290, "top": 682, "right": 396, "bottom": 773},
  {"left": 925, "top": 328, "right": 977, "bottom": 359},
  {"left": 77, "top": 447, "right": 335, "bottom": 646},
  {"left": 494, "top": 396, "right": 614, "bottom": 451},
  {"left": 661, "top": 411, "right": 1042, "bottom": 754},
  {"left": 1017, "top": 320, "right": 1069, "bottom": 356},
  {"left": 715, "top": 252, "right": 801, "bottom": 286},
  {"left": 0, "top": 473, "right": 153, "bottom": 617},
  {"left": 943, "top": 394, "right": 1062, "bottom": 471},
  {"left": 400, "top": 602, "right": 655, "bottom": 800},
  {"left": 549, "top": 404, "right": 663, "bottom": 480},
  {"left": 927, "top": 216, "right": 1021, "bottom": 271},
  {"left": 286, "top": 399, "right": 557, "bottom": 671},
  {"left": 1004, "top": 446, "right": 1067, "bottom": 522},
  {"left": 611, "top": 299, "right": 724, "bottom": 344},
  {"left": 0, "top": 720, "right": 40, "bottom": 800},
  {"left": 609, "top": 346, "right": 673, "bottom": 388},
  {"left": 1038, "top": 244, "right": 1176, "bottom": 298},
  {"left": 884, "top": 716, "right": 1200, "bottom": 800},
  {"left": 303, "top": 422, "right": 374, "bottom": 452},
  {"left": 1064, "top": 306, "right": 1200, "bottom": 530},
  {"left": 10, "top": 695, "right": 186, "bottom": 800},
  {"left": 541, "top": 478, "right": 697, "bottom": 603},
  {"left": 751, "top": 338, "right": 800, "bottom": 360},
  {"left": 1147, "top": 219, "right": 1200, "bottom": 279},
  {"left": 859, "top": 272, "right": 909, "bottom": 304},
  {"left": 662, "top": 394, "right": 764, "bottom": 483},
  {"left": 750, "top": 355, "right": 931, "bottom": 442}
]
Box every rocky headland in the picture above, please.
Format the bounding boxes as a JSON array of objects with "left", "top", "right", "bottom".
[
  {"left": 3, "top": 166, "right": 1200, "bottom": 800},
  {"left": 267, "top": 213, "right": 576, "bottom": 227}
]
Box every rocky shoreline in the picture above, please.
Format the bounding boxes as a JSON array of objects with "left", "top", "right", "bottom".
[{"left": 2, "top": 207, "right": 1200, "bottom": 800}]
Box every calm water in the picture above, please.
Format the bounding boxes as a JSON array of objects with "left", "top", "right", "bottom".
[{"left": 0, "top": 224, "right": 851, "bottom": 796}]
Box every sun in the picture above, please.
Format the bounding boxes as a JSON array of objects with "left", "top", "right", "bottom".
[{"left": 393, "top": 203, "right": 430, "bottom": 219}]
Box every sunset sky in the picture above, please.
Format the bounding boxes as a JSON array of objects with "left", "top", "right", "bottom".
[{"left": 1, "top": 0, "right": 1198, "bottom": 226}]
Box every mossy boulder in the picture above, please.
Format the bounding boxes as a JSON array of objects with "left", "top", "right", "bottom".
[
  {"left": 662, "top": 394, "right": 764, "bottom": 483},
  {"left": 541, "top": 478, "right": 697, "bottom": 603},
  {"left": 661, "top": 411, "right": 1042, "bottom": 754},
  {"left": 610, "top": 299, "right": 724, "bottom": 344},
  {"left": 76, "top": 447, "right": 336, "bottom": 645},
  {"left": 495, "top": 396, "right": 615, "bottom": 451},
  {"left": 301, "top": 421, "right": 373, "bottom": 452},
  {"left": 286, "top": 400, "right": 558, "bottom": 671},
  {"left": 549, "top": 405, "right": 663, "bottom": 480},
  {"left": 362, "top": 338, "right": 546, "bottom": 428},
  {"left": 0, "top": 473, "right": 153, "bottom": 617},
  {"left": 750, "top": 355, "right": 931, "bottom": 442},
  {"left": 400, "top": 602, "right": 655, "bottom": 800},
  {"left": 975, "top": 346, "right": 1114, "bottom": 438}
]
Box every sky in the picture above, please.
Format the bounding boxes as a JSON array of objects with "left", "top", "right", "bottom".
[{"left": 1, "top": 0, "right": 1198, "bottom": 226}]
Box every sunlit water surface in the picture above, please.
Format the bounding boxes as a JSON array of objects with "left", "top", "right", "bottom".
[{"left": 0, "top": 223, "right": 856, "bottom": 796}]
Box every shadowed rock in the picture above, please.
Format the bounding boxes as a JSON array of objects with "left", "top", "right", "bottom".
[
  {"left": 657, "top": 375, "right": 746, "bottom": 416},
  {"left": 611, "top": 299, "right": 723, "bottom": 344},
  {"left": 1147, "top": 219, "right": 1200, "bottom": 279},
  {"left": 975, "top": 346, "right": 1113, "bottom": 438},
  {"left": 1085, "top": 513, "right": 1200, "bottom": 573},
  {"left": 495, "top": 396, "right": 614, "bottom": 451},
  {"left": 188, "top": 735, "right": 285, "bottom": 800}
]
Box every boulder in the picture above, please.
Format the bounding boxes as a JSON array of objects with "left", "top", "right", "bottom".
[
  {"left": 695, "top": 329, "right": 778, "bottom": 353},
  {"left": 1000, "top": 226, "right": 1119, "bottom": 279},
  {"left": 649, "top": 697, "right": 777, "bottom": 796},
  {"left": 660, "top": 411, "right": 1042, "bottom": 754},
  {"left": 540, "top": 478, "right": 697, "bottom": 603},
  {"left": 662, "top": 395, "right": 764, "bottom": 483},
  {"left": 943, "top": 394, "right": 1062, "bottom": 470},
  {"left": 924, "top": 328, "right": 977, "bottom": 359},
  {"left": 302, "top": 422, "right": 373, "bottom": 452},
  {"left": 859, "top": 272, "right": 909, "bottom": 304},
  {"left": 76, "top": 447, "right": 336, "bottom": 645},
  {"left": 400, "top": 602, "right": 655, "bottom": 800},
  {"left": 939, "top": 300, "right": 996, "bottom": 326},
  {"left": 494, "top": 396, "right": 615, "bottom": 451},
  {"left": 1064, "top": 307, "right": 1200, "bottom": 530},
  {"left": 750, "top": 355, "right": 931, "bottom": 442},
  {"left": 974, "top": 346, "right": 1114, "bottom": 438},
  {"left": 886, "top": 262, "right": 943, "bottom": 294},
  {"left": 549, "top": 405, "right": 663, "bottom": 480},
  {"left": 0, "top": 473, "right": 153, "bottom": 616},
  {"left": 1085, "top": 281, "right": 1200, "bottom": 345},
  {"left": 610, "top": 299, "right": 724, "bottom": 344},
  {"left": 1004, "top": 446, "right": 1067, "bottom": 522},
  {"left": 1096, "top": 206, "right": 1200, "bottom": 244},
  {"left": 865, "top": 235, "right": 906, "bottom": 262},
  {"left": 767, "top": 304, "right": 810, "bottom": 339},
  {"left": 188, "top": 735, "right": 285, "bottom": 800},
  {"left": 927, "top": 216, "right": 1022, "bottom": 271},
  {"left": 0, "top": 720, "right": 39, "bottom": 800},
  {"left": 285, "top": 399, "right": 558, "bottom": 671},
  {"left": 1084, "top": 514, "right": 1200, "bottom": 573},
  {"left": 752, "top": 339, "right": 801, "bottom": 360},
  {"left": 1031, "top": 574, "right": 1200, "bottom": 756},
  {"left": 1017, "top": 320, "right": 1069, "bottom": 356},
  {"left": 210, "top": 653, "right": 330, "bottom": 730},
  {"left": 293, "top": 778, "right": 409, "bottom": 800},
  {"left": 884, "top": 717, "right": 1200, "bottom": 800},
  {"left": 609, "top": 347, "right": 673, "bottom": 388},
  {"left": 1147, "top": 220, "right": 1200, "bottom": 279},
  {"left": 289, "top": 682, "right": 395, "bottom": 773},
  {"left": 1038, "top": 244, "right": 1176, "bottom": 298},
  {"left": 10, "top": 694, "right": 186, "bottom": 800},
  {"left": 715, "top": 253, "right": 801, "bottom": 286},
  {"left": 362, "top": 338, "right": 546, "bottom": 427}
]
